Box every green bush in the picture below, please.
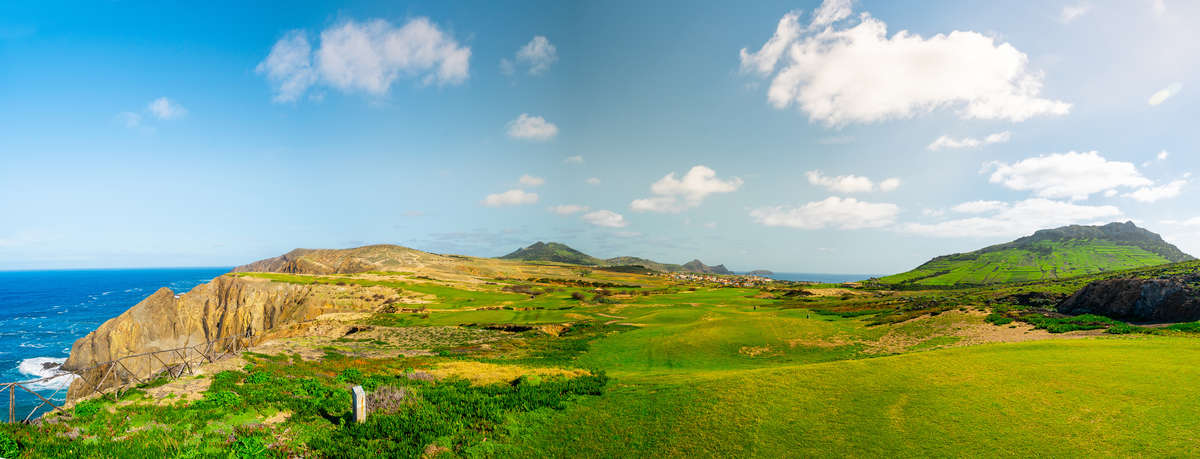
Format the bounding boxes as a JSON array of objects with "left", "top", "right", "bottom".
[
  {"left": 231, "top": 435, "right": 268, "bottom": 458},
  {"left": 1166, "top": 321, "right": 1200, "bottom": 333},
  {"left": 985, "top": 313, "right": 1014, "bottom": 325},
  {"left": 72, "top": 399, "right": 103, "bottom": 419},
  {"left": 0, "top": 431, "right": 18, "bottom": 458}
]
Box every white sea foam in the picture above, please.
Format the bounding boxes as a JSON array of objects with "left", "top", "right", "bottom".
[{"left": 17, "top": 357, "right": 76, "bottom": 391}]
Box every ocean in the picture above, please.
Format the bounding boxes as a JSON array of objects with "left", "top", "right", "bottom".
[
  {"left": 0, "top": 267, "right": 229, "bottom": 420},
  {"left": 744, "top": 272, "right": 879, "bottom": 283}
]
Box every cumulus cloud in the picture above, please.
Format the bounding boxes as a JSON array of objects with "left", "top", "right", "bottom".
[
  {"left": 549, "top": 204, "right": 589, "bottom": 215},
  {"left": 1060, "top": 2, "right": 1092, "bottom": 23},
  {"left": 739, "top": 1, "right": 1070, "bottom": 124},
  {"left": 631, "top": 165, "right": 742, "bottom": 213},
  {"left": 1125, "top": 179, "right": 1186, "bottom": 203},
  {"left": 1159, "top": 150, "right": 1170, "bottom": 160},
  {"left": 805, "top": 170, "right": 900, "bottom": 193},
  {"left": 482, "top": 189, "right": 538, "bottom": 207},
  {"left": 879, "top": 178, "right": 902, "bottom": 192},
  {"left": 501, "top": 36, "right": 558, "bottom": 76},
  {"left": 1148, "top": 82, "right": 1182, "bottom": 106},
  {"left": 518, "top": 174, "right": 545, "bottom": 186},
  {"left": 506, "top": 114, "right": 558, "bottom": 141},
  {"left": 564, "top": 155, "right": 583, "bottom": 164},
  {"left": 147, "top": 97, "right": 187, "bottom": 119},
  {"left": 585, "top": 177, "right": 601, "bottom": 185},
  {"left": 902, "top": 198, "right": 1123, "bottom": 238},
  {"left": 255, "top": 31, "right": 318, "bottom": 102},
  {"left": 928, "top": 131, "right": 1011, "bottom": 151},
  {"left": 256, "top": 18, "right": 470, "bottom": 102},
  {"left": 985, "top": 151, "right": 1151, "bottom": 200},
  {"left": 582, "top": 210, "right": 629, "bottom": 228},
  {"left": 750, "top": 196, "right": 900, "bottom": 230}
]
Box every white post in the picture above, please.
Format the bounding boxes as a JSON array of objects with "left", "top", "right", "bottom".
[{"left": 352, "top": 385, "right": 367, "bottom": 423}]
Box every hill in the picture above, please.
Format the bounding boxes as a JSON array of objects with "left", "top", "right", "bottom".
[
  {"left": 878, "top": 221, "right": 1193, "bottom": 286},
  {"left": 497, "top": 241, "right": 603, "bottom": 266},
  {"left": 500, "top": 241, "right": 731, "bottom": 274}
]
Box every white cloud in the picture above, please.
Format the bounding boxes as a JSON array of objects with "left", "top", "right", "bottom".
[
  {"left": 985, "top": 151, "right": 1151, "bottom": 200},
  {"left": 631, "top": 165, "right": 742, "bottom": 213},
  {"left": 585, "top": 177, "right": 601, "bottom": 185},
  {"left": 810, "top": 0, "right": 853, "bottom": 28},
  {"left": 1124, "top": 179, "right": 1186, "bottom": 203},
  {"left": 1060, "top": 2, "right": 1092, "bottom": 23},
  {"left": 518, "top": 174, "right": 545, "bottom": 187},
  {"left": 255, "top": 31, "right": 318, "bottom": 102},
  {"left": 256, "top": 18, "right": 470, "bottom": 102},
  {"left": 739, "top": 11, "right": 801, "bottom": 75},
  {"left": 482, "top": 189, "right": 538, "bottom": 207},
  {"left": 703, "top": 222, "right": 718, "bottom": 229},
  {"left": 928, "top": 131, "right": 1011, "bottom": 151},
  {"left": 1148, "top": 82, "right": 1182, "bottom": 106},
  {"left": 922, "top": 208, "right": 946, "bottom": 217},
  {"left": 750, "top": 196, "right": 900, "bottom": 230},
  {"left": 903, "top": 198, "right": 1123, "bottom": 238},
  {"left": 805, "top": 170, "right": 900, "bottom": 193},
  {"left": 879, "top": 177, "right": 902, "bottom": 192},
  {"left": 506, "top": 113, "right": 558, "bottom": 141},
  {"left": 740, "top": 2, "right": 1070, "bottom": 124},
  {"left": 582, "top": 210, "right": 629, "bottom": 228},
  {"left": 1158, "top": 150, "right": 1170, "bottom": 160},
  {"left": 514, "top": 36, "right": 557, "bottom": 76},
  {"left": 549, "top": 204, "right": 589, "bottom": 215},
  {"left": 806, "top": 170, "right": 872, "bottom": 193},
  {"left": 564, "top": 155, "right": 583, "bottom": 164},
  {"left": 951, "top": 200, "right": 1009, "bottom": 214},
  {"left": 147, "top": 97, "right": 187, "bottom": 120}
]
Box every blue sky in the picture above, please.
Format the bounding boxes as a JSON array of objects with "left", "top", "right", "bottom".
[{"left": 2, "top": 0, "right": 1198, "bottom": 273}]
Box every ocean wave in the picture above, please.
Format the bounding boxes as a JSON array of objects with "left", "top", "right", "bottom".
[{"left": 17, "top": 357, "right": 76, "bottom": 391}]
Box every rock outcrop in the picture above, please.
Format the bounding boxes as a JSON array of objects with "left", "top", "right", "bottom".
[
  {"left": 1056, "top": 276, "right": 1200, "bottom": 322},
  {"left": 62, "top": 275, "right": 325, "bottom": 399}
]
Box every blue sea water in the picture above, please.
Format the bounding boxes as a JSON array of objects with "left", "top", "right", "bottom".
[
  {"left": 0, "top": 267, "right": 229, "bottom": 420},
  {"left": 743, "top": 272, "right": 879, "bottom": 283}
]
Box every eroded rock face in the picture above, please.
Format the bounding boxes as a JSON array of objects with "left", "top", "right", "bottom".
[
  {"left": 1057, "top": 277, "right": 1200, "bottom": 322},
  {"left": 61, "top": 276, "right": 324, "bottom": 399}
]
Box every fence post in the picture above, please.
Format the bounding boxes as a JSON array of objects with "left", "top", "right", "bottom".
[
  {"left": 352, "top": 385, "right": 367, "bottom": 424},
  {"left": 8, "top": 384, "right": 14, "bottom": 423}
]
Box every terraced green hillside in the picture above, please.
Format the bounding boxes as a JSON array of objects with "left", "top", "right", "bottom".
[{"left": 880, "top": 222, "right": 1192, "bottom": 286}]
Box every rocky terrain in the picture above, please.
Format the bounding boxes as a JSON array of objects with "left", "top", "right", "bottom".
[{"left": 1057, "top": 275, "right": 1200, "bottom": 322}]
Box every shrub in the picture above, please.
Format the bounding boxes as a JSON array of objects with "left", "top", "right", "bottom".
[
  {"left": 0, "top": 431, "right": 18, "bottom": 458},
  {"left": 570, "top": 292, "right": 586, "bottom": 301},
  {"left": 1166, "top": 321, "right": 1200, "bottom": 333},
  {"left": 231, "top": 435, "right": 268, "bottom": 458},
  {"left": 72, "top": 399, "right": 103, "bottom": 419},
  {"left": 985, "top": 313, "right": 1014, "bottom": 325}
]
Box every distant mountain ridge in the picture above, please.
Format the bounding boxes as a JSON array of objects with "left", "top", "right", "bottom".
[
  {"left": 499, "top": 241, "right": 733, "bottom": 274},
  {"left": 879, "top": 222, "right": 1193, "bottom": 286}
]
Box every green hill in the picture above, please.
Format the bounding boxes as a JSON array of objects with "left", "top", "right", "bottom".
[
  {"left": 498, "top": 241, "right": 602, "bottom": 265},
  {"left": 879, "top": 221, "right": 1194, "bottom": 286},
  {"left": 499, "top": 242, "right": 732, "bottom": 274}
]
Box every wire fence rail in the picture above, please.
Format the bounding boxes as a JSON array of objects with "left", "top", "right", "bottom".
[{"left": 1, "top": 332, "right": 254, "bottom": 423}]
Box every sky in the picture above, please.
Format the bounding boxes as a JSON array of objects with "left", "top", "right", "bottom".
[{"left": 1, "top": 0, "right": 1198, "bottom": 274}]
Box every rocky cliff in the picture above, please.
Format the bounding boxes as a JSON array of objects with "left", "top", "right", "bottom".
[
  {"left": 62, "top": 275, "right": 326, "bottom": 399},
  {"left": 1057, "top": 276, "right": 1200, "bottom": 322}
]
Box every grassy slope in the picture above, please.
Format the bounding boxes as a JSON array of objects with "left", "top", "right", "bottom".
[
  {"left": 879, "top": 239, "right": 1171, "bottom": 286},
  {"left": 502, "top": 337, "right": 1200, "bottom": 457}
]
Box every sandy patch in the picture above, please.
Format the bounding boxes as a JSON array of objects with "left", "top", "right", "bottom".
[{"left": 427, "top": 361, "right": 589, "bottom": 385}]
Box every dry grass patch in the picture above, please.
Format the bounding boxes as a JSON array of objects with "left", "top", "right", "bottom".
[{"left": 428, "top": 361, "right": 589, "bottom": 385}]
